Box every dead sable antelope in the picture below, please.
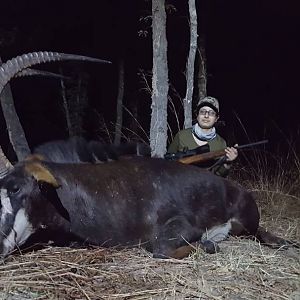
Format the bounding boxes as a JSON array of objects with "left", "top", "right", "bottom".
[{"left": 0, "top": 155, "right": 297, "bottom": 258}]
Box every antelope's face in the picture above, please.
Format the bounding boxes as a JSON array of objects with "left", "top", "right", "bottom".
[{"left": 0, "top": 167, "right": 37, "bottom": 257}]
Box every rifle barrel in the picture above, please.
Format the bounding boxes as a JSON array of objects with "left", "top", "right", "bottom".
[{"left": 236, "top": 139, "right": 268, "bottom": 150}]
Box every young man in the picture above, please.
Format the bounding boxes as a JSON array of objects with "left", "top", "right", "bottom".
[{"left": 167, "top": 96, "right": 238, "bottom": 177}]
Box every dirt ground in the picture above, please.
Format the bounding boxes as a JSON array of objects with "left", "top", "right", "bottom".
[{"left": 0, "top": 193, "right": 299, "bottom": 300}]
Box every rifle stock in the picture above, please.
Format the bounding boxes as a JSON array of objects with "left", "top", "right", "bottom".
[
  {"left": 177, "top": 139, "right": 268, "bottom": 165},
  {"left": 178, "top": 149, "right": 226, "bottom": 164}
]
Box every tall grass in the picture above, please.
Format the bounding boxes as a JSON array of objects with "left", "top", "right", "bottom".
[
  {"left": 230, "top": 138, "right": 300, "bottom": 200},
  {"left": 229, "top": 137, "right": 300, "bottom": 239}
]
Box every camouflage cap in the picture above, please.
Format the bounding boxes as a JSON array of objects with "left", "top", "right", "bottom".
[{"left": 197, "top": 96, "right": 219, "bottom": 114}]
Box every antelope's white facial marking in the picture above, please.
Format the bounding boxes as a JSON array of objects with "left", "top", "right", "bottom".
[
  {"left": 2, "top": 208, "right": 34, "bottom": 257},
  {"left": 0, "top": 189, "right": 13, "bottom": 226}
]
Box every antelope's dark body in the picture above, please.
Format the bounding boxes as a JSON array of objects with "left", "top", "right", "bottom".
[
  {"left": 0, "top": 157, "right": 294, "bottom": 258},
  {"left": 33, "top": 136, "right": 151, "bottom": 163}
]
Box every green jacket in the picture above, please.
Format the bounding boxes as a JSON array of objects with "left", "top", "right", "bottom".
[{"left": 167, "top": 128, "right": 230, "bottom": 177}]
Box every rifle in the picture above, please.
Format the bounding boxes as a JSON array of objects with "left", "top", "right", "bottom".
[
  {"left": 164, "top": 144, "right": 209, "bottom": 161},
  {"left": 167, "top": 140, "right": 268, "bottom": 165}
]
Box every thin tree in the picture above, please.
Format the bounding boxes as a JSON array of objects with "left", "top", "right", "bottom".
[
  {"left": 114, "top": 58, "right": 125, "bottom": 145},
  {"left": 60, "top": 72, "right": 73, "bottom": 136},
  {"left": 183, "top": 0, "right": 198, "bottom": 129},
  {"left": 196, "top": 0, "right": 208, "bottom": 100},
  {"left": 197, "top": 36, "right": 207, "bottom": 100},
  {"left": 150, "top": 0, "right": 169, "bottom": 157},
  {"left": 60, "top": 69, "right": 89, "bottom": 137}
]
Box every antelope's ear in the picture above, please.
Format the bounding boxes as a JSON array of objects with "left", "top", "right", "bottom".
[
  {"left": 24, "top": 162, "right": 60, "bottom": 188},
  {"left": 25, "top": 154, "right": 46, "bottom": 162}
]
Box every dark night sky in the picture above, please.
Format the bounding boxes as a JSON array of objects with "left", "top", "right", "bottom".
[{"left": 0, "top": 0, "right": 299, "bottom": 156}]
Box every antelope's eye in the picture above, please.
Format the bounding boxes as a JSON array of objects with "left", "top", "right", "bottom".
[{"left": 9, "top": 185, "right": 20, "bottom": 195}]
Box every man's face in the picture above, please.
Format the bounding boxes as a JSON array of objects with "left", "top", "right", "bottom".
[{"left": 197, "top": 106, "right": 219, "bottom": 129}]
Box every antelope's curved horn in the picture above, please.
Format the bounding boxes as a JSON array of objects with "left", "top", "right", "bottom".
[
  {"left": 14, "top": 68, "right": 70, "bottom": 80},
  {"left": 0, "top": 147, "right": 13, "bottom": 179},
  {"left": 0, "top": 51, "right": 111, "bottom": 178},
  {"left": 0, "top": 51, "right": 111, "bottom": 95}
]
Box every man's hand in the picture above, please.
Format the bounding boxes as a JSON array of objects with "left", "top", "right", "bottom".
[{"left": 225, "top": 145, "right": 238, "bottom": 162}]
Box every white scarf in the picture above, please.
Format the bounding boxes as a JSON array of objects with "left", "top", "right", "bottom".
[{"left": 192, "top": 123, "right": 216, "bottom": 141}]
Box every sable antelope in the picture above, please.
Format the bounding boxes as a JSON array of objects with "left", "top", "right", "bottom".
[{"left": 0, "top": 156, "right": 296, "bottom": 258}]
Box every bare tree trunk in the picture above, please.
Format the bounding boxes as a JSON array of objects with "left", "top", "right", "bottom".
[
  {"left": 114, "top": 59, "right": 125, "bottom": 145},
  {"left": 184, "top": 0, "right": 198, "bottom": 129},
  {"left": 0, "top": 57, "right": 31, "bottom": 162},
  {"left": 150, "top": 0, "right": 169, "bottom": 157},
  {"left": 60, "top": 74, "right": 73, "bottom": 136},
  {"left": 197, "top": 36, "right": 207, "bottom": 100},
  {"left": 59, "top": 68, "right": 89, "bottom": 137},
  {"left": 71, "top": 74, "right": 88, "bottom": 137}
]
